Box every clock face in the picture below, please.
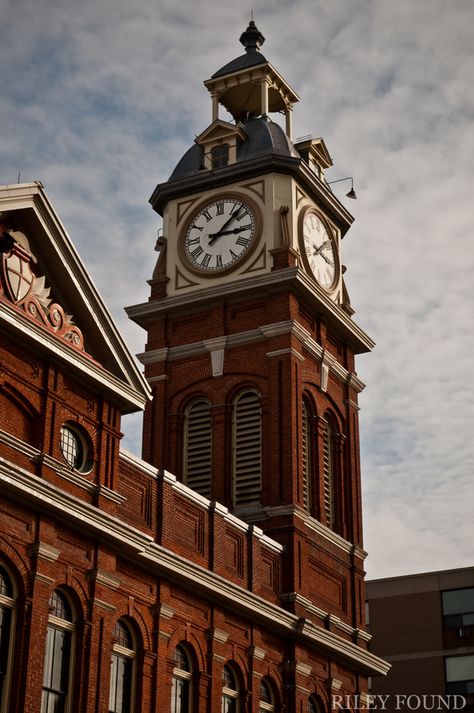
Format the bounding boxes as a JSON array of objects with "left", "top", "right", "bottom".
[
  {"left": 183, "top": 198, "right": 257, "bottom": 273},
  {"left": 301, "top": 210, "right": 338, "bottom": 290}
]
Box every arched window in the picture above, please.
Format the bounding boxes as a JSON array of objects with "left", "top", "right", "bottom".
[
  {"left": 322, "top": 418, "right": 336, "bottom": 530},
  {"left": 211, "top": 144, "right": 230, "bottom": 168},
  {"left": 0, "top": 566, "right": 15, "bottom": 713},
  {"left": 183, "top": 399, "right": 212, "bottom": 498},
  {"left": 42, "top": 590, "right": 74, "bottom": 713},
  {"left": 302, "top": 399, "right": 312, "bottom": 511},
  {"left": 109, "top": 619, "right": 136, "bottom": 713},
  {"left": 308, "top": 695, "right": 325, "bottom": 713},
  {"left": 232, "top": 390, "right": 261, "bottom": 509},
  {"left": 222, "top": 664, "right": 239, "bottom": 713},
  {"left": 171, "top": 644, "right": 193, "bottom": 713},
  {"left": 259, "top": 678, "right": 276, "bottom": 713}
]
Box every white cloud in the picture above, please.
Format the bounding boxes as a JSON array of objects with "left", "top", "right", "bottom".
[{"left": 1, "top": 0, "right": 473, "bottom": 579}]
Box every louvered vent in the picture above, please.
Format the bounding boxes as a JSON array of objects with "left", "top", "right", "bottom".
[
  {"left": 323, "top": 419, "right": 334, "bottom": 528},
  {"left": 233, "top": 390, "right": 261, "bottom": 508},
  {"left": 183, "top": 399, "right": 212, "bottom": 499},
  {"left": 302, "top": 400, "right": 311, "bottom": 510}
]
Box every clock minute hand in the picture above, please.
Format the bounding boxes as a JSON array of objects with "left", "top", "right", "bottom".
[{"left": 312, "top": 240, "right": 332, "bottom": 256}]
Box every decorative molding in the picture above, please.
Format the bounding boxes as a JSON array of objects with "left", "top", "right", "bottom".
[
  {"left": 330, "top": 678, "right": 343, "bottom": 691},
  {"left": 206, "top": 627, "right": 229, "bottom": 643},
  {"left": 136, "top": 319, "right": 366, "bottom": 393},
  {"left": 35, "top": 572, "right": 55, "bottom": 585},
  {"left": 175, "top": 265, "right": 199, "bottom": 290},
  {"left": 96, "top": 484, "right": 127, "bottom": 505},
  {"left": 89, "top": 569, "right": 121, "bottom": 590},
  {"left": 30, "top": 542, "right": 60, "bottom": 562},
  {"left": 157, "top": 603, "right": 175, "bottom": 620},
  {"left": 295, "top": 661, "right": 313, "bottom": 676},
  {"left": 242, "top": 244, "right": 266, "bottom": 273},
  {"left": 266, "top": 347, "right": 304, "bottom": 362},
  {"left": 94, "top": 598, "right": 117, "bottom": 612},
  {"left": 203, "top": 337, "right": 227, "bottom": 377},
  {"left": 241, "top": 179, "right": 265, "bottom": 201},
  {"left": 247, "top": 645, "right": 266, "bottom": 661},
  {"left": 147, "top": 374, "right": 170, "bottom": 384}
]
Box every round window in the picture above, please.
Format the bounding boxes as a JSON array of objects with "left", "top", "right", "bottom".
[{"left": 60, "top": 424, "right": 92, "bottom": 472}]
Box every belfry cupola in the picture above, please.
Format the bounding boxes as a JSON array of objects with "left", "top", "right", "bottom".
[{"left": 204, "top": 20, "right": 299, "bottom": 138}]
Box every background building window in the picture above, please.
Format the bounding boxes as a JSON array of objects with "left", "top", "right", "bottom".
[
  {"left": 109, "top": 619, "right": 136, "bottom": 713},
  {"left": 171, "top": 644, "right": 193, "bottom": 713},
  {"left": 232, "top": 390, "right": 262, "bottom": 509},
  {"left": 42, "top": 590, "right": 74, "bottom": 713},
  {"left": 0, "top": 566, "right": 15, "bottom": 713},
  {"left": 183, "top": 399, "right": 212, "bottom": 498},
  {"left": 442, "top": 588, "right": 474, "bottom": 630},
  {"left": 222, "top": 664, "right": 239, "bottom": 713},
  {"left": 445, "top": 654, "right": 474, "bottom": 695}
]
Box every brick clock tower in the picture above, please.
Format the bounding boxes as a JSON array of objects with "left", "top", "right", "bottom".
[
  {"left": 0, "top": 21, "right": 388, "bottom": 713},
  {"left": 127, "top": 20, "right": 388, "bottom": 711}
]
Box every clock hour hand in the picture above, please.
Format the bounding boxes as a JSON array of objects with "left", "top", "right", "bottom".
[{"left": 312, "top": 240, "right": 331, "bottom": 256}]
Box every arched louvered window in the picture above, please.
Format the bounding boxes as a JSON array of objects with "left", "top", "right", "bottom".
[
  {"left": 232, "top": 389, "right": 261, "bottom": 509},
  {"left": 42, "top": 590, "right": 75, "bottom": 713},
  {"left": 0, "top": 566, "right": 15, "bottom": 713},
  {"left": 109, "top": 619, "right": 136, "bottom": 713},
  {"left": 183, "top": 399, "right": 212, "bottom": 499},
  {"left": 302, "top": 399, "right": 312, "bottom": 511},
  {"left": 322, "top": 418, "right": 336, "bottom": 530}
]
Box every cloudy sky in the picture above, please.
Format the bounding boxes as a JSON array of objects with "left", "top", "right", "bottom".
[{"left": 1, "top": 0, "right": 473, "bottom": 579}]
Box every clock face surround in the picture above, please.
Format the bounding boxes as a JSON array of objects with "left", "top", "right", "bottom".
[
  {"left": 299, "top": 208, "right": 339, "bottom": 291},
  {"left": 181, "top": 196, "right": 259, "bottom": 275}
]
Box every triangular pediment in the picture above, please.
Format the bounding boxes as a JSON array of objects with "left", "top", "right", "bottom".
[
  {"left": 0, "top": 182, "right": 150, "bottom": 413},
  {"left": 195, "top": 119, "right": 247, "bottom": 146}
]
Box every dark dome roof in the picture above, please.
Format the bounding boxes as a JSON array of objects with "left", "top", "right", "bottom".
[
  {"left": 212, "top": 51, "right": 268, "bottom": 79},
  {"left": 169, "top": 118, "right": 300, "bottom": 181}
]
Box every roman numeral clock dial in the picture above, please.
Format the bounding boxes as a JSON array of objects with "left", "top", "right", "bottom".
[
  {"left": 181, "top": 197, "right": 259, "bottom": 275},
  {"left": 299, "top": 208, "right": 339, "bottom": 291}
]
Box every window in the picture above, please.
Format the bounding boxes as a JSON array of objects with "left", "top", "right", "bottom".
[
  {"left": 171, "top": 644, "right": 192, "bottom": 713},
  {"left": 60, "top": 423, "right": 92, "bottom": 472},
  {"left": 302, "top": 399, "right": 312, "bottom": 510},
  {"left": 445, "top": 655, "right": 474, "bottom": 695},
  {"left": 322, "top": 418, "right": 335, "bottom": 530},
  {"left": 232, "top": 390, "right": 261, "bottom": 509},
  {"left": 109, "top": 619, "right": 135, "bottom": 713},
  {"left": 222, "top": 664, "right": 239, "bottom": 713},
  {"left": 42, "top": 590, "right": 74, "bottom": 713},
  {"left": 0, "top": 566, "right": 15, "bottom": 713},
  {"left": 183, "top": 399, "right": 212, "bottom": 498},
  {"left": 259, "top": 678, "right": 276, "bottom": 713},
  {"left": 308, "top": 696, "right": 325, "bottom": 713},
  {"left": 442, "top": 588, "right": 474, "bottom": 629},
  {"left": 211, "top": 144, "right": 230, "bottom": 168}
]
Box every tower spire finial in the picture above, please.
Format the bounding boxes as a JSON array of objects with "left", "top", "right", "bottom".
[{"left": 239, "top": 19, "right": 265, "bottom": 54}]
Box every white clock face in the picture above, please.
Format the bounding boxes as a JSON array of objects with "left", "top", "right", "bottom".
[
  {"left": 183, "top": 198, "right": 257, "bottom": 273},
  {"left": 302, "top": 211, "right": 337, "bottom": 290}
]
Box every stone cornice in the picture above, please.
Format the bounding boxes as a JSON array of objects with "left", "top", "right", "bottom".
[
  {"left": 127, "top": 267, "right": 374, "bottom": 355},
  {"left": 136, "top": 319, "right": 366, "bottom": 393},
  {"left": 0, "top": 454, "right": 388, "bottom": 676}
]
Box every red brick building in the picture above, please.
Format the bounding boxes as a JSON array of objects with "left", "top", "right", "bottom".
[{"left": 0, "top": 22, "right": 388, "bottom": 713}]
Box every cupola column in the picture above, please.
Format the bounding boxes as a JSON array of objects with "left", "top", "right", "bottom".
[
  {"left": 260, "top": 78, "right": 269, "bottom": 117},
  {"left": 285, "top": 105, "right": 293, "bottom": 140},
  {"left": 211, "top": 92, "right": 219, "bottom": 123}
]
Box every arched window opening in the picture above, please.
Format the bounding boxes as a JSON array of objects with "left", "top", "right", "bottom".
[
  {"left": 171, "top": 644, "right": 193, "bottom": 713},
  {"left": 259, "top": 678, "right": 276, "bottom": 713},
  {"left": 0, "top": 566, "right": 15, "bottom": 713},
  {"left": 222, "top": 664, "right": 239, "bottom": 713},
  {"left": 42, "top": 589, "right": 74, "bottom": 713},
  {"left": 308, "top": 695, "right": 325, "bottom": 713},
  {"left": 211, "top": 144, "right": 230, "bottom": 168},
  {"left": 183, "top": 399, "right": 212, "bottom": 499},
  {"left": 302, "top": 399, "right": 312, "bottom": 511},
  {"left": 232, "top": 390, "right": 262, "bottom": 509},
  {"left": 322, "top": 418, "right": 336, "bottom": 530},
  {"left": 109, "top": 619, "right": 136, "bottom": 713}
]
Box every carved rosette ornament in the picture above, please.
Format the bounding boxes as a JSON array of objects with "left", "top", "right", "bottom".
[{"left": 0, "top": 229, "right": 85, "bottom": 351}]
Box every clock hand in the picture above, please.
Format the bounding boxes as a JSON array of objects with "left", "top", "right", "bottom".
[
  {"left": 208, "top": 211, "right": 242, "bottom": 244},
  {"left": 209, "top": 226, "right": 249, "bottom": 238},
  {"left": 312, "top": 240, "right": 332, "bottom": 256}
]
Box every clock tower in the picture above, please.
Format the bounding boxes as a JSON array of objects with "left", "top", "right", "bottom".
[{"left": 128, "top": 21, "right": 381, "bottom": 705}]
